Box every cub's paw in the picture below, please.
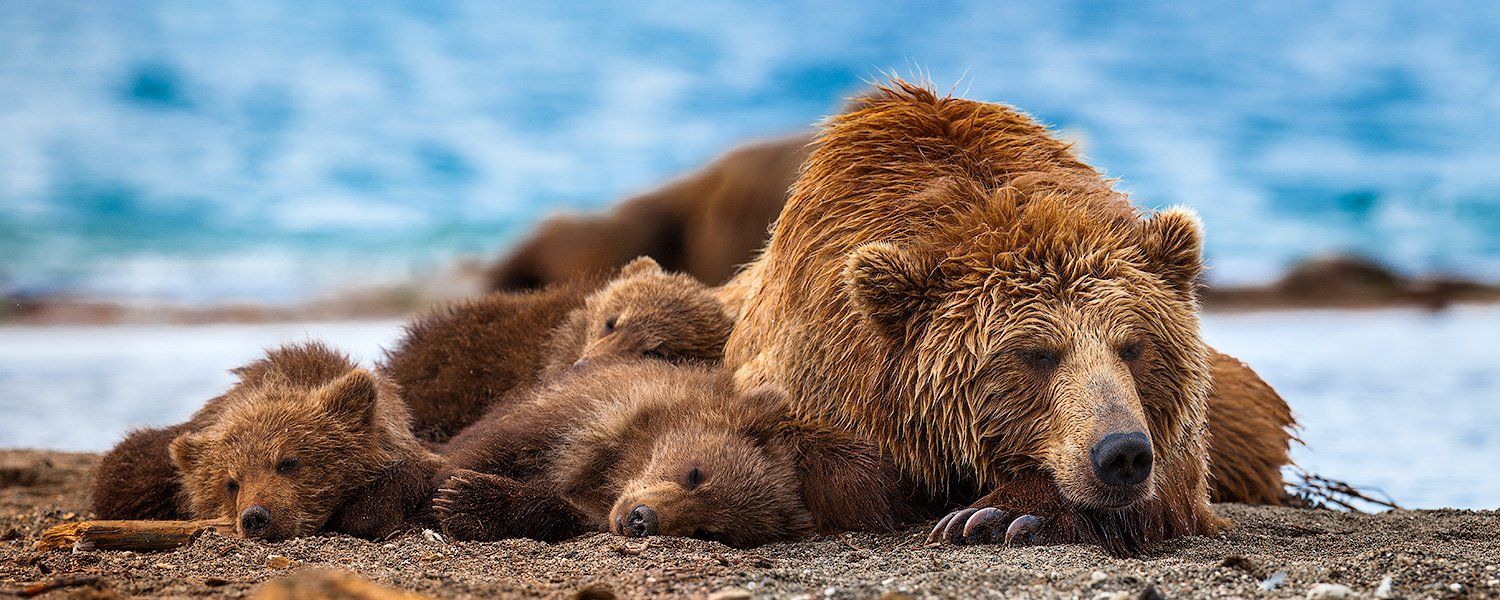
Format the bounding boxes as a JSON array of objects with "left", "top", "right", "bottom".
[
  {"left": 432, "top": 469, "right": 521, "bottom": 541},
  {"left": 925, "top": 507, "right": 1047, "bottom": 546}
]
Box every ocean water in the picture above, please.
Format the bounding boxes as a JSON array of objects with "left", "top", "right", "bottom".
[
  {"left": 2, "top": 1, "right": 1500, "bottom": 303},
  {"left": 1, "top": 307, "right": 1497, "bottom": 510}
]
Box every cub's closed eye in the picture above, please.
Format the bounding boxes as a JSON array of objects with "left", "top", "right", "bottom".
[
  {"left": 1016, "top": 347, "right": 1061, "bottom": 371},
  {"left": 684, "top": 466, "right": 704, "bottom": 490},
  {"left": 226, "top": 479, "right": 239, "bottom": 494},
  {"left": 602, "top": 316, "right": 619, "bottom": 334},
  {"left": 276, "top": 458, "right": 300, "bottom": 474}
]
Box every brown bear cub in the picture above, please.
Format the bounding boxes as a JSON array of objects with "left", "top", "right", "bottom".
[
  {"left": 433, "top": 360, "right": 910, "bottom": 548},
  {"left": 385, "top": 256, "right": 732, "bottom": 443},
  {"left": 91, "top": 343, "right": 443, "bottom": 541}
]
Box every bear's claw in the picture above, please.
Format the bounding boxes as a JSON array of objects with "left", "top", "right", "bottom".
[{"left": 926, "top": 507, "right": 1044, "bottom": 546}]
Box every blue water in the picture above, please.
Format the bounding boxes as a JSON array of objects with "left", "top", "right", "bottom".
[{"left": 2, "top": 1, "right": 1500, "bottom": 302}]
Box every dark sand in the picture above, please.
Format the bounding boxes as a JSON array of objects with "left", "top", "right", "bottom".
[{"left": 2, "top": 451, "right": 1496, "bottom": 598}]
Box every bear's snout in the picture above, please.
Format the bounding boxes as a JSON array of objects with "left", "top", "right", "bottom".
[
  {"left": 239, "top": 503, "right": 272, "bottom": 538},
  {"left": 1089, "top": 431, "right": 1153, "bottom": 489},
  {"left": 619, "top": 504, "right": 659, "bottom": 537}
]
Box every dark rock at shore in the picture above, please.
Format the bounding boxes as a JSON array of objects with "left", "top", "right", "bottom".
[{"left": 1203, "top": 254, "right": 1500, "bottom": 312}]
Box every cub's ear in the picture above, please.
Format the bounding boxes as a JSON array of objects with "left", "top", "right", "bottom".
[
  {"left": 169, "top": 431, "right": 212, "bottom": 473},
  {"left": 317, "top": 369, "right": 381, "bottom": 429},
  {"left": 735, "top": 385, "right": 793, "bottom": 441},
  {"left": 620, "top": 256, "right": 663, "bottom": 278},
  {"left": 1139, "top": 207, "right": 1204, "bottom": 296},
  {"left": 844, "top": 243, "right": 939, "bottom": 338}
]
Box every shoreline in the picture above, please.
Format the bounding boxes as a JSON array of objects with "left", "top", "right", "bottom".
[{"left": 1, "top": 450, "right": 1496, "bottom": 598}]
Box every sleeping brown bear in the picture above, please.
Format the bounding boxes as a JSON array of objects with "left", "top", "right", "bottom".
[
  {"left": 92, "top": 342, "right": 442, "bottom": 540},
  {"left": 432, "top": 360, "right": 911, "bottom": 547},
  {"left": 385, "top": 257, "right": 732, "bottom": 443},
  {"left": 725, "top": 81, "right": 1296, "bottom": 554}
]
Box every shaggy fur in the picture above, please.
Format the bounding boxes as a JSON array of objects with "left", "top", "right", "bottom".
[
  {"left": 433, "top": 361, "right": 911, "bottom": 547},
  {"left": 93, "top": 343, "right": 441, "bottom": 541},
  {"left": 1205, "top": 349, "right": 1297, "bottom": 504},
  {"left": 382, "top": 278, "right": 599, "bottom": 443},
  {"left": 487, "top": 133, "right": 814, "bottom": 290},
  {"left": 725, "top": 81, "right": 1286, "bottom": 552},
  {"left": 385, "top": 258, "right": 732, "bottom": 443}
]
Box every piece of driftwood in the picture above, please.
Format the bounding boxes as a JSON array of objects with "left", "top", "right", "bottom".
[{"left": 33, "top": 519, "right": 233, "bottom": 552}]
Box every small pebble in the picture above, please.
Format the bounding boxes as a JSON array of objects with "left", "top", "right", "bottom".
[
  {"left": 1306, "top": 583, "right": 1353, "bottom": 599},
  {"left": 421, "top": 529, "right": 446, "bottom": 543},
  {"left": 265, "top": 554, "right": 292, "bottom": 569},
  {"left": 1449, "top": 583, "right": 1463, "bottom": 592},
  {"left": 382, "top": 542, "right": 396, "bottom": 550},
  {"left": 1374, "top": 575, "right": 1393, "bottom": 598},
  {"left": 706, "top": 588, "right": 751, "bottom": 600},
  {"left": 824, "top": 586, "right": 837, "bottom": 597},
  {"left": 1091, "top": 571, "right": 1108, "bottom": 583},
  {"left": 1090, "top": 592, "right": 1130, "bottom": 600}
]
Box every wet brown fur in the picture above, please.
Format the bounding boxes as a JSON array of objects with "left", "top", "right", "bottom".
[
  {"left": 1205, "top": 349, "right": 1298, "bottom": 505},
  {"left": 487, "top": 134, "right": 814, "bottom": 291},
  {"left": 725, "top": 81, "right": 1278, "bottom": 552},
  {"left": 434, "top": 361, "right": 911, "bottom": 547}
]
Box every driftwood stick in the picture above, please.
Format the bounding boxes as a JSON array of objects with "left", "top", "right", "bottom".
[{"left": 33, "top": 519, "right": 234, "bottom": 552}]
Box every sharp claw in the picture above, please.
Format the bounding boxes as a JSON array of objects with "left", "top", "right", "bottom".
[
  {"left": 961, "top": 507, "right": 1008, "bottom": 543},
  {"left": 942, "top": 508, "right": 979, "bottom": 544},
  {"left": 436, "top": 488, "right": 456, "bottom": 495},
  {"left": 1004, "top": 514, "right": 1045, "bottom": 546},
  {"left": 926, "top": 512, "right": 958, "bottom": 544}
]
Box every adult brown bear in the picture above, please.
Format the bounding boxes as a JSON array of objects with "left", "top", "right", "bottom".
[
  {"left": 725, "top": 81, "right": 1291, "bottom": 554},
  {"left": 486, "top": 133, "right": 813, "bottom": 291}
]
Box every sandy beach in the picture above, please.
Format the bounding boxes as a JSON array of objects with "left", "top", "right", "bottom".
[{"left": 0, "top": 449, "right": 1496, "bottom": 599}]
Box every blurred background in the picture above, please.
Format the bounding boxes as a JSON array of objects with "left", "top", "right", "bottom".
[{"left": 1, "top": 1, "right": 1497, "bottom": 508}]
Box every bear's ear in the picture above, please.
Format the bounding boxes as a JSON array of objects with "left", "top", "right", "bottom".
[
  {"left": 844, "top": 243, "right": 939, "bottom": 338},
  {"left": 620, "top": 256, "right": 662, "bottom": 278},
  {"left": 316, "top": 369, "right": 380, "bottom": 429},
  {"left": 1139, "top": 207, "right": 1204, "bottom": 296},
  {"left": 169, "top": 431, "right": 212, "bottom": 473},
  {"left": 735, "top": 385, "right": 793, "bottom": 441}
]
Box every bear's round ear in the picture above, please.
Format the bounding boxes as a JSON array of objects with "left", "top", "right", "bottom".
[
  {"left": 844, "top": 243, "right": 939, "bottom": 338},
  {"left": 620, "top": 256, "right": 663, "bottom": 278},
  {"left": 1138, "top": 207, "right": 1205, "bottom": 296},
  {"left": 736, "top": 385, "right": 793, "bottom": 441},
  {"left": 169, "top": 431, "right": 211, "bottom": 472},
  {"left": 316, "top": 369, "right": 380, "bottom": 429}
]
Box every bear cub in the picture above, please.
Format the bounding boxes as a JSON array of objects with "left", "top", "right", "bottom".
[
  {"left": 433, "top": 360, "right": 908, "bottom": 547},
  {"left": 385, "top": 256, "right": 733, "bottom": 443},
  {"left": 92, "top": 342, "right": 442, "bottom": 540}
]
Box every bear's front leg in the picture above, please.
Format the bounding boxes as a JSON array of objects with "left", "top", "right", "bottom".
[{"left": 432, "top": 469, "right": 586, "bottom": 542}]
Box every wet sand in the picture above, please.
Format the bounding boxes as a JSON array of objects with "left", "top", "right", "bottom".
[{"left": 1, "top": 450, "right": 1496, "bottom": 599}]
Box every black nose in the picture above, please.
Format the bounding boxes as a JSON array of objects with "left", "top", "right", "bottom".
[
  {"left": 1090, "top": 432, "right": 1153, "bottom": 487},
  {"left": 239, "top": 504, "right": 271, "bottom": 537},
  {"left": 622, "top": 504, "right": 658, "bottom": 537}
]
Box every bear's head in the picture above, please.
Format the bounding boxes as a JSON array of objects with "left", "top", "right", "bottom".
[
  {"left": 602, "top": 385, "right": 815, "bottom": 548},
  {"left": 843, "top": 179, "right": 1211, "bottom": 514},
  {"left": 169, "top": 368, "right": 401, "bottom": 540},
  {"left": 569, "top": 257, "right": 733, "bottom": 368}
]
